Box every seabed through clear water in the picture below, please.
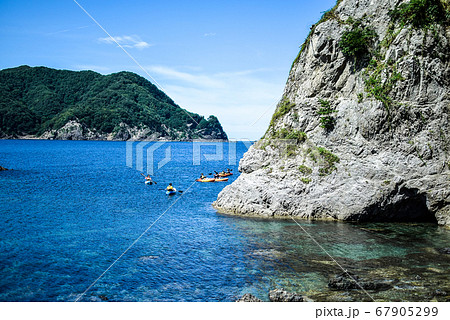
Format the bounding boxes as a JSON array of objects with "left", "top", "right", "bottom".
[{"left": 0, "top": 140, "right": 448, "bottom": 302}]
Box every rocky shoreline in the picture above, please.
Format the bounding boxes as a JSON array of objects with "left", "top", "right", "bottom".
[
  {"left": 237, "top": 289, "right": 305, "bottom": 302},
  {"left": 237, "top": 251, "right": 450, "bottom": 302},
  {"left": 1, "top": 120, "right": 228, "bottom": 142},
  {"left": 1, "top": 136, "right": 228, "bottom": 142}
]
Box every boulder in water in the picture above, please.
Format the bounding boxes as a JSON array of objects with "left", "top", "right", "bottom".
[
  {"left": 236, "top": 293, "right": 262, "bottom": 302},
  {"left": 328, "top": 272, "right": 392, "bottom": 291},
  {"left": 268, "top": 288, "right": 304, "bottom": 302}
]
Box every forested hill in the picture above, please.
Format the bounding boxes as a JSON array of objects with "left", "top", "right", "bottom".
[{"left": 0, "top": 65, "right": 228, "bottom": 140}]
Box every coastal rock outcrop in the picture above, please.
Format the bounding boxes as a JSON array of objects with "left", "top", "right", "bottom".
[
  {"left": 268, "top": 289, "right": 304, "bottom": 302},
  {"left": 328, "top": 272, "right": 393, "bottom": 291},
  {"left": 236, "top": 293, "right": 263, "bottom": 302},
  {"left": 214, "top": 0, "right": 450, "bottom": 226},
  {"left": 235, "top": 289, "right": 304, "bottom": 302},
  {"left": 39, "top": 119, "right": 228, "bottom": 141}
]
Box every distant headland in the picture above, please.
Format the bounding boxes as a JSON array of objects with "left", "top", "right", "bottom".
[{"left": 0, "top": 65, "right": 228, "bottom": 141}]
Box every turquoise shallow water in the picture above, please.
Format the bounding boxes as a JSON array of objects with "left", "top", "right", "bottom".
[{"left": 0, "top": 140, "right": 449, "bottom": 302}]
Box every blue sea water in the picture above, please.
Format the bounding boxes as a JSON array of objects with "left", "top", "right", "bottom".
[{"left": 0, "top": 140, "right": 449, "bottom": 302}]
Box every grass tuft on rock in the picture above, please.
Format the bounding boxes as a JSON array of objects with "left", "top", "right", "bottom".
[
  {"left": 317, "top": 147, "right": 340, "bottom": 176},
  {"left": 301, "top": 177, "right": 312, "bottom": 184},
  {"left": 274, "top": 128, "right": 307, "bottom": 143},
  {"left": 299, "top": 165, "right": 313, "bottom": 175},
  {"left": 269, "top": 98, "right": 296, "bottom": 129},
  {"left": 292, "top": 0, "right": 344, "bottom": 68}
]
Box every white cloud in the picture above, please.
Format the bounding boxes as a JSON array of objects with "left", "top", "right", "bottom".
[
  {"left": 146, "top": 65, "right": 285, "bottom": 140},
  {"left": 203, "top": 32, "right": 216, "bottom": 37},
  {"left": 134, "top": 41, "right": 151, "bottom": 49},
  {"left": 46, "top": 25, "right": 90, "bottom": 36},
  {"left": 146, "top": 66, "right": 224, "bottom": 89},
  {"left": 98, "top": 35, "right": 151, "bottom": 49}
]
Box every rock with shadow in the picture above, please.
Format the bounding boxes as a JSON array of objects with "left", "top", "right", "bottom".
[
  {"left": 268, "top": 288, "right": 304, "bottom": 302},
  {"left": 328, "top": 272, "right": 393, "bottom": 291},
  {"left": 236, "top": 293, "right": 262, "bottom": 302},
  {"left": 236, "top": 289, "right": 305, "bottom": 302}
]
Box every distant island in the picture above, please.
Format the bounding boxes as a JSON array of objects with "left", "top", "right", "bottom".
[{"left": 0, "top": 65, "right": 228, "bottom": 141}]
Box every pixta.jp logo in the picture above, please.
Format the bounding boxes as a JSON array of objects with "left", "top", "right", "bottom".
[{"left": 126, "top": 140, "right": 252, "bottom": 174}]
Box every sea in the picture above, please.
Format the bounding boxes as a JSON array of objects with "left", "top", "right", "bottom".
[{"left": 0, "top": 140, "right": 449, "bottom": 302}]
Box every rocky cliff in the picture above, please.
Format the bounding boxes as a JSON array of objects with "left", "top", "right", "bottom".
[{"left": 214, "top": 0, "right": 450, "bottom": 227}]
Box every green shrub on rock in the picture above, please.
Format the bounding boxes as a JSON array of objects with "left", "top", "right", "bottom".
[
  {"left": 317, "top": 99, "right": 337, "bottom": 131},
  {"left": 301, "top": 177, "right": 312, "bottom": 184},
  {"left": 273, "top": 128, "right": 307, "bottom": 143},
  {"left": 269, "top": 98, "right": 296, "bottom": 128},
  {"left": 339, "top": 19, "right": 377, "bottom": 61},
  {"left": 317, "top": 147, "right": 340, "bottom": 176},
  {"left": 299, "top": 165, "right": 313, "bottom": 175}
]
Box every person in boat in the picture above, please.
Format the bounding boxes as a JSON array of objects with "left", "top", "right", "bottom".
[
  {"left": 213, "top": 173, "right": 220, "bottom": 179},
  {"left": 200, "top": 173, "right": 206, "bottom": 179},
  {"left": 226, "top": 168, "right": 231, "bottom": 173},
  {"left": 166, "top": 183, "right": 174, "bottom": 191},
  {"left": 141, "top": 172, "right": 155, "bottom": 183}
]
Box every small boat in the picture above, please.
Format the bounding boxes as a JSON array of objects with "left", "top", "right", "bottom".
[
  {"left": 196, "top": 178, "right": 216, "bottom": 182},
  {"left": 215, "top": 178, "right": 229, "bottom": 182},
  {"left": 166, "top": 188, "right": 177, "bottom": 195},
  {"left": 218, "top": 172, "right": 233, "bottom": 177}
]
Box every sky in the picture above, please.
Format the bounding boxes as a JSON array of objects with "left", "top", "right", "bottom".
[{"left": 0, "top": 0, "right": 336, "bottom": 140}]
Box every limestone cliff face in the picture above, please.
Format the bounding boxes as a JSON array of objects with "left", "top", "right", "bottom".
[{"left": 214, "top": 0, "right": 450, "bottom": 226}]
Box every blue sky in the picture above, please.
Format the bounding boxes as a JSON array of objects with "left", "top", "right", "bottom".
[{"left": 0, "top": 0, "right": 336, "bottom": 140}]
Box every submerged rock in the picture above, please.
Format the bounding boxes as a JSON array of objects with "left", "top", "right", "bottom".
[
  {"left": 237, "top": 290, "right": 306, "bottom": 302},
  {"left": 433, "top": 289, "right": 448, "bottom": 297},
  {"left": 89, "top": 296, "right": 102, "bottom": 302},
  {"left": 328, "top": 272, "right": 392, "bottom": 291},
  {"left": 268, "top": 288, "right": 304, "bottom": 302},
  {"left": 0, "top": 166, "right": 8, "bottom": 171},
  {"left": 139, "top": 255, "right": 159, "bottom": 261},
  {"left": 214, "top": 0, "right": 450, "bottom": 226},
  {"left": 236, "top": 293, "right": 262, "bottom": 302}
]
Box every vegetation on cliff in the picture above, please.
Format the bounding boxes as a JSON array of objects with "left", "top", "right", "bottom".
[
  {"left": 389, "top": 0, "right": 449, "bottom": 28},
  {"left": 292, "top": 0, "right": 344, "bottom": 67},
  {"left": 293, "top": 0, "right": 449, "bottom": 69},
  {"left": 338, "top": 18, "right": 377, "bottom": 63},
  {"left": 316, "top": 99, "right": 337, "bottom": 131},
  {"left": 0, "top": 65, "right": 227, "bottom": 140},
  {"left": 215, "top": 0, "right": 449, "bottom": 227}
]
